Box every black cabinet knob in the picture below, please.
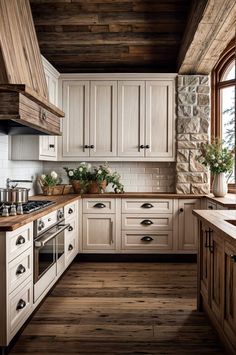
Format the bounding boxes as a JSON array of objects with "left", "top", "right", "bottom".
[
  {"left": 140, "top": 145, "right": 145, "bottom": 149},
  {"left": 94, "top": 203, "right": 106, "bottom": 209},
  {"left": 145, "top": 145, "right": 150, "bottom": 149},
  {"left": 208, "top": 205, "right": 213, "bottom": 209},
  {"left": 16, "top": 264, "right": 26, "bottom": 275},
  {"left": 84, "top": 145, "right": 89, "bottom": 149},
  {"left": 141, "top": 203, "right": 153, "bottom": 209},
  {"left": 90, "top": 145, "right": 94, "bottom": 149},
  {"left": 141, "top": 236, "right": 153, "bottom": 242},
  {"left": 68, "top": 244, "right": 74, "bottom": 251},
  {"left": 49, "top": 144, "right": 55, "bottom": 148},
  {"left": 68, "top": 226, "right": 73, "bottom": 232},
  {"left": 16, "top": 235, "right": 25, "bottom": 245},
  {"left": 179, "top": 208, "right": 184, "bottom": 212},
  {"left": 16, "top": 299, "right": 26, "bottom": 310},
  {"left": 141, "top": 219, "right": 153, "bottom": 226},
  {"left": 68, "top": 208, "right": 73, "bottom": 214}
]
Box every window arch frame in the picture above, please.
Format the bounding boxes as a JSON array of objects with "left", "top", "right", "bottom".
[{"left": 211, "top": 39, "right": 236, "bottom": 191}]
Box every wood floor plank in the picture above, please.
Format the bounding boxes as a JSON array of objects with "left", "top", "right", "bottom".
[{"left": 10, "top": 262, "right": 226, "bottom": 354}]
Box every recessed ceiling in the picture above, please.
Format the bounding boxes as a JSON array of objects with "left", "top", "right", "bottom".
[{"left": 30, "top": 0, "right": 194, "bottom": 73}]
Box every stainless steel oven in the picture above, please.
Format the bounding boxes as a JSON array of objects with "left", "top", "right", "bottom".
[{"left": 33, "top": 208, "right": 69, "bottom": 302}]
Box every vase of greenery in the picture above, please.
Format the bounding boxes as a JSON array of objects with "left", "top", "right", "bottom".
[
  {"left": 87, "top": 163, "right": 124, "bottom": 194},
  {"left": 199, "top": 139, "right": 234, "bottom": 197},
  {"left": 64, "top": 162, "right": 91, "bottom": 193}
]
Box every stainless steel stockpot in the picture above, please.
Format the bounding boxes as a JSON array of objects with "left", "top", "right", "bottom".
[{"left": 0, "top": 188, "right": 30, "bottom": 204}]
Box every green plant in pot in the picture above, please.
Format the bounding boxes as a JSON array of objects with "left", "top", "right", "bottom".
[
  {"left": 39, "top": 171, "right": 62, "bottom": 195},
  {"left": 64, "top": 162, "right": 91, "bottom": 193},
  {"left": 88, "top": 163, "right": 124, "bottom": 194},
  {"left": 198, "top": 138, "right": 234, "bottom": 197}
]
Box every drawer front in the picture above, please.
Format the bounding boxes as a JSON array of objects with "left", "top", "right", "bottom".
[
  {"left": 8, "top": 248, "right": 32, "bottom": 294},
  {"left": 7, "top": 223, "right": 33, "bottom": 262},
  {"left": 39, "top": 210, "right": 58, "bottom": 231},
  {"left": 83, "top": 198, "right": 115, "bottom": 214},
  {"left": 122, "top": 199, "right": 173, "bottom": 214},
  {"left": 65, "top": 201, "right": 78, "bottom": 220},
  {"left": 122, "top": 231, "right": 173, "bottom": 250},
  {"left": 9, "top": 280, "right": 33, "bottom": 335},
  {"left": 122, "top": 214, "right": 173, "bottom": 231},
  {"left": 65, "top": 233, "right": 77, "bottom": 265}
]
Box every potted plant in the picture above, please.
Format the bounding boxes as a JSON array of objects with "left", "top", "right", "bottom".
[
  {"left": 87, "top": 163, "right": 124, "bottom": 194},
  {"left": 39, "top": 171, "right": 62, "bottom": 195},
  {"left": 64, "top": 162, "right": 91, "bottom": 193},
  {"left": 198, "top": 139, "right": 234, "bottom": 197}
]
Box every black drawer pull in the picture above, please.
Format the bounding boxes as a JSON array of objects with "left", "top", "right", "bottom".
[
  {"left": 16, "top": 299, "right": 26, "bottom": 310},
  {"left": 49, "top": 144, "right": 55, "bottom": 148},
  {"left": 16, "top": 264, "right": 26, "bottom": 275},
  {"left": 208, "top": 205, "right": 213, "bottom": 209},
  {"left": 16, "top": 235, "right": 26, "bottom": 245},
  {"left": 68, "top": 244, "right": 74, "bottom": 251},
  {"left": 141, "top": 203, "right": 153, "bottom": 209},
  {"left": 141, "top": 236, "right": 153, "bottom": 242},
  {"left": 68, "top": 226, "right": 73, "bottom": 232},
  {"left": 141, "top": 219, "right": 153, "bottom": 226},
  {"left": 68, "top": 208, "right": 73, "bottom": 214},
  {"left": 94, "top": 203, "right": 106, "bottom": 209},
  {"left": 230, "top": 255, "right": 236, "bottom": 262}
]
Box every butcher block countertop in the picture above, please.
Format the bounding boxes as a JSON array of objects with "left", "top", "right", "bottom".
[
  {"left": 82, "top": 192, "right": 204, "bottom": 199},
  {"left": 0, "top": 194, "right": 81, "bottom": 232},
  {"left": 193, "top": 209, "right": 236, "bottom": 241}
]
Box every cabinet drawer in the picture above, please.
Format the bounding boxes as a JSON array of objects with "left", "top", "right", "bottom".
[
  {"left": 122, "top": 214, "right": 173, "bottom": 231},
  {"left": 65, "top": 201, "right": 78, "bottom": 220},
  {"left": 122, "top": 199, "right": 173, "bottom": 214},
  {"left": 65, "top": 233, "right": 77, "bottom": 265},
  {"left": 122, "top": 231, "right": 173, "bottom": 250},
  {"left": 8, "top": 248, "right": 32, "bottom": 294},
  {"left": 9, "top": 279, "right": 33, "bottom": 335},
  {"left": 83, "top": 198, "right": 115, "bottom": 214},
  {"left": 7, "top": 223, "right": 33, "bottom": 262}
]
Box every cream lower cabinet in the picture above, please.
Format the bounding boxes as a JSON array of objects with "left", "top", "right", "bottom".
[{"left": 178, "top": 199, "right": 200, "bottom": 252}]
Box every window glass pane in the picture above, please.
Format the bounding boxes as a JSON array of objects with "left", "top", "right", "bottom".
[
  {"left": 221, "top": 60, "right": 235, "bottom": 81},
  {"left": 221, "top": 86, "right": 235, "bottom": 183}
]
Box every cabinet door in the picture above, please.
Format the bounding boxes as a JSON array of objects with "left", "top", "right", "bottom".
[
  {"left": 178, "top": 199, "right": 200, "bottom": 251},
  {"left": 145, "top": 80, "right": 174, "bottom": 159},
  {"left": 210, "top": 230, "right": 223, "bottom": 324},
  {"left": 90, "top": 81, "right": 117, "bottom": 157},
  {"left": 118, "top": 81, "right": 145, "bottom": 157},
  {"left": 200, "top": 225, "right": 211, "bottom": 301},
  {"left": 223, "top": 242, "right": 236, "bottom": 347},
  {"left": 62, "top": 81, "right": 89, "bottom": 157},
  {"left": 82, "top": 214, "right": 116, "bottom": 251}
]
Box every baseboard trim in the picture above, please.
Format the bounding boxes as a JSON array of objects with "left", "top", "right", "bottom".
[{"left": 75, "top": 253, "right": 197, "bottom": 263}]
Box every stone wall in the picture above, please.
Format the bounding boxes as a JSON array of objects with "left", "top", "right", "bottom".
[{"left": 176, "top": 75, "right": 210, "bottom": 194}]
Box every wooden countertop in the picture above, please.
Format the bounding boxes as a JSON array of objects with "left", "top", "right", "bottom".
[
  {"left": 193, "top": 209, "right": 236, "bottom": 241},
  {"left": 81, "top": 192, "right": 204, "bottom": 199},
  {"left": 204, "top": 193, "right": 236, "bottom": 208},
  {"left": 0, "top": 194, "right": 81, "bottom": 232}
]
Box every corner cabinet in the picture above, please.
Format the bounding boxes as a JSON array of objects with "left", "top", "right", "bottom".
[
  {"left": 58, "top": 74, "right": 176, "bottom": 162},
  {"left": 11, "top": 56, "right": 60, "bottom": 161}
]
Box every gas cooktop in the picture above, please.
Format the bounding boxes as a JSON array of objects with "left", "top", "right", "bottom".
[{"left": 22, "top": 200, "right": 55, "bottom": 214}]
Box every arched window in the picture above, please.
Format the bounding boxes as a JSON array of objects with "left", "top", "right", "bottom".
[{"left": 212, "top": 39, "right": 236, "bottom": 187}]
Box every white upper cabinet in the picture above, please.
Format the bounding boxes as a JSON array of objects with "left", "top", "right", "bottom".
[
  {"left": 145, "top": 80, "right": 174, "bottom": 159},
  {"left": 62, "top": 81, "right": 89, "bottom": 158},
  {"left": 118, "top": 81, "right": 145, "bottom": 157},
  {"left": 90, "top": 81, "right": 117, "bottom": 157}
]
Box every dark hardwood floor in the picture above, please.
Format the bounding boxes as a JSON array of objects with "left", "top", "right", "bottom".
[{"left": 10, "top": 262, "right": 226, "bottom": 354}]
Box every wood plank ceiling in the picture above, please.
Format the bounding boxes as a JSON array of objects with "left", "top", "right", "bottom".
[{"left": 29, "top": 0, "right": 194, "bottom": 73}]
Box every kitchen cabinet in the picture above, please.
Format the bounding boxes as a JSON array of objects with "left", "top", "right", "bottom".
[
  {"left": 118, "top": 77, "right": 175, "bottom": 160},
  {"left": 197, "top": 219, "right": 236, "bottom": 354},
  {"left": 58, "top": 74, "right": 176, "bottom": 161},
  {"left": 178, "top": 199, "right": 200, "bottom": 252},
  {"left": 11, "top": 57, "right": 60, "bottom": 161},
  {"left": 224, "top": 241, "right": 236, "bottom": 349}
]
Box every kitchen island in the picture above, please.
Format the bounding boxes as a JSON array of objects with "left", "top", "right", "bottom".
[{"left": 193, "top": 209, "right": 236, "bottom": 354}]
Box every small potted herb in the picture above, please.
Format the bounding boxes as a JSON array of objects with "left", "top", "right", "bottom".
[
  {"left": 87, "top": 163, "right": 124, "bottom": 194},
  {"left": 39, "top": 171, "right": 62, "bottom": 195},
  {"left": 64, "top": 162, "right": 91, "bottom": 193}
]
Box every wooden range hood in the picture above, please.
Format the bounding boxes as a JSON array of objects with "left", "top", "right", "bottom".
[{"left": 0, "top": 0, "right": 64, "bottom": 135}]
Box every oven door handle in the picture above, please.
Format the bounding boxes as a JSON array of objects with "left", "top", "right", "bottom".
[{"left": 34, "top": 223, "right": 70, "bottom": 248}]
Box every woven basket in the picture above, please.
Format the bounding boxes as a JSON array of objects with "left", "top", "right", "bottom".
[{"left": 42, "top": 184, "right": 73, "bottom": 196}]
